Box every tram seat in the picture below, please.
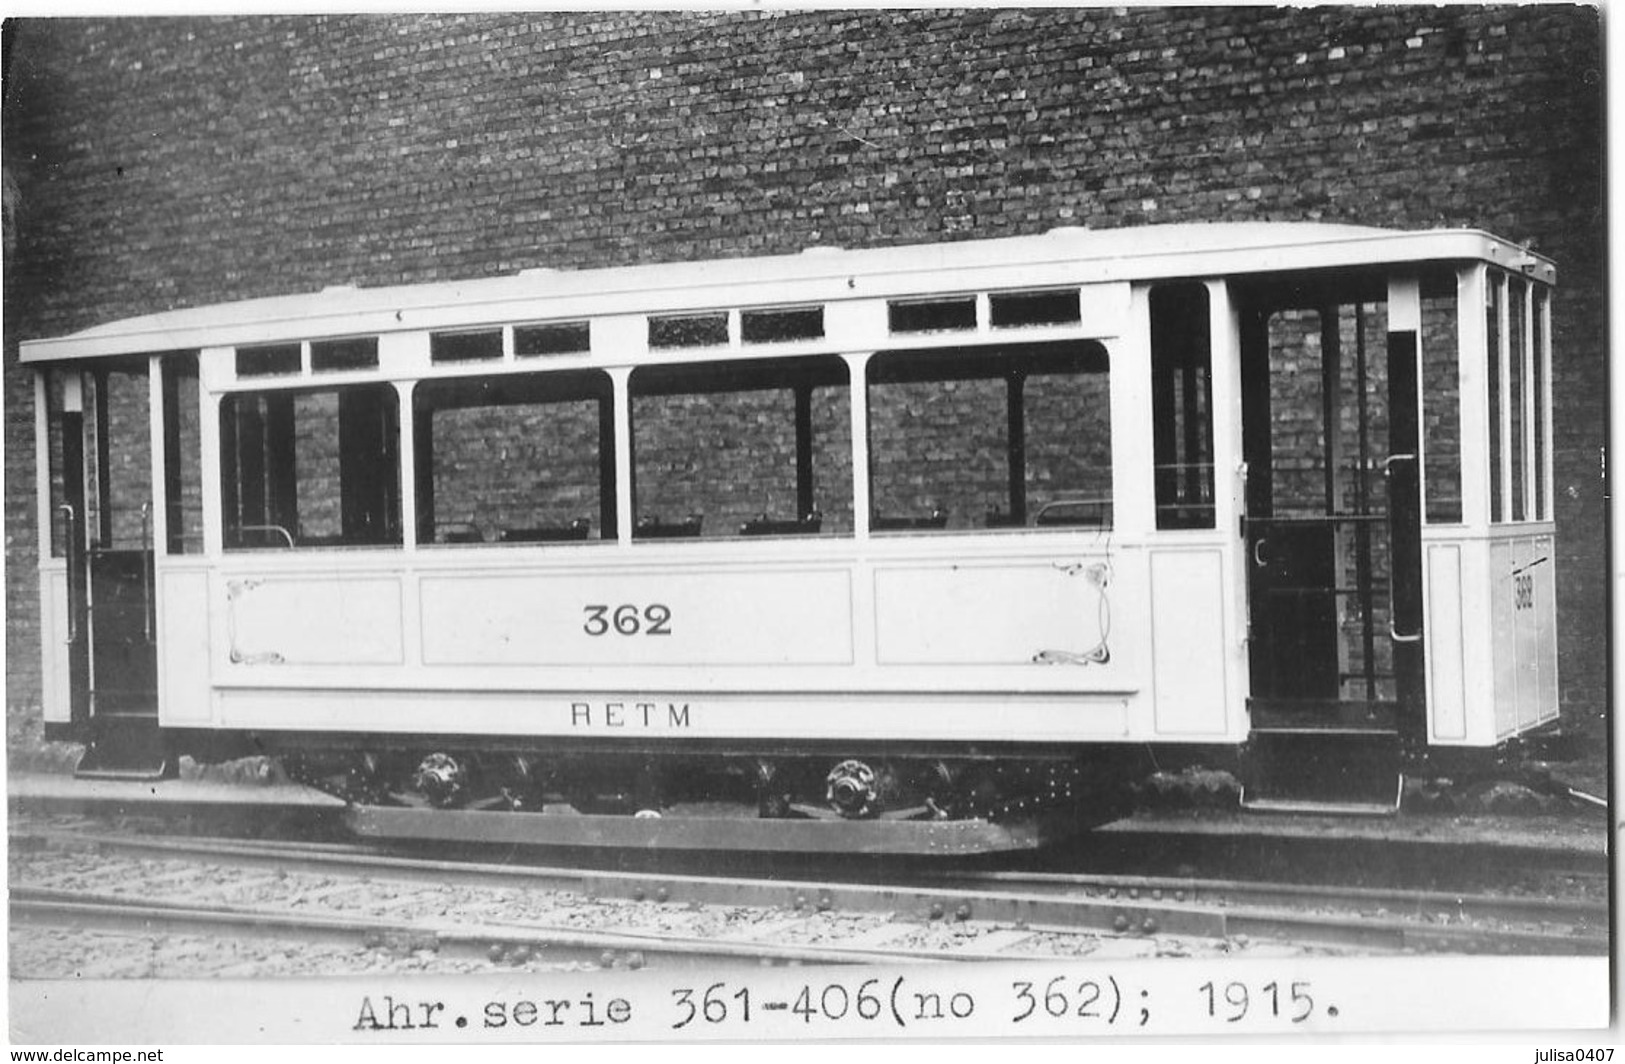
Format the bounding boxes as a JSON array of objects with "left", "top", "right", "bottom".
[
  {"left": 873, "top": 509, "right": 948, "bottom": 531},
  {"left": 501, "top": 519, "right": 592, "bottom": 543},
  {"left": 435, "top": 522, "right": 484, "bottom": 544},
  {"left": 297, "top": 534, "right": 351, "bottom": 547},
  {"left": 740, "top": 513, "right": 822, "bottom": 536},
  {"left": 1034, "top": 498, "right": 1110, "bottom": 527},
  {"left": 634, "top": 514, "right": 704, "bottom": 539}
]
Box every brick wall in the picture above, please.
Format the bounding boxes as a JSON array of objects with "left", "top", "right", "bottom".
[{"left": 4, "top": 10, "right": 1605, "bottom": 728}]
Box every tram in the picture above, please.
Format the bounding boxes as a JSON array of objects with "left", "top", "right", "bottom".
[{"left": 21, "top": 222, "right": 1560, "bottom": 850}]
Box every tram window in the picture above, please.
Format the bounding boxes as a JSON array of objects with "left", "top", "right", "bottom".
[
  {"left": 867, "top": 341, "right": 1111, "bottom": 532},
  {"left": 310, "top": 337, "right": 379, "bottom": 373},
  {"left": 41, "top": 364, "right": 153, "bottom": 555},
  {"left": 413, "top": 371, "right": 614, "bottom": 545},
  {"left": 649, "top": 312, "right": 729, "bottom": 350},
  {"left": 515, "top": 321, "right": 590, "bottom": 357},
  {"left": 1150, "top": 284, "right": 1215, "bottom": 529},
  {"left": 1533, "top": 288, "right": 1550, "bottom": 520},
  {"left": 161, "top": 354, "right": 204, "bottom": 554},
  {"left": 1422, "top": 288, "right": 1462, "bottom": 524},
  {"left": 889, "top": 296, "right": 977, "bottom": 334},
  {"left": 990, "top": 288, "right": 1080, "bottom": 329},
  {"left": 741, "top": 306, "right": 824, "bottom": 344},
  {"left": 430, "top": 329, "right": 502, "bottom": 363},
  {"left": 219, "top": 383, "right": 400, "bottom": 549},
  {"left": 83, "top": 363, "right": 154, "bottom": 551},
  {"left": 1486, "top": 277, "right": 1503, "bottom": 522},
  {"left": 236, "top": 344, "right": 301, "bottom": 378},
  {"left": 1509, "top": 278, "right": 1527, "bottom": 522},
  {"left": 630, "top": 356, "right": 851, "bottom": 539}
]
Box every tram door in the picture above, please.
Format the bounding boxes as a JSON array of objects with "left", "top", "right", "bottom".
[
  {"left": 56, "top": 359, "right": 168, "bottom": 779},
  {"left": 1237, "top": 278, "right": 1423, "bottom": 809}
]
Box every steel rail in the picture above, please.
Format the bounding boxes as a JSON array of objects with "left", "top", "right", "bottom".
[
  {"left": 923, "top": 869, "right": 1608, "bottom": 927},
  {"left": 7, "top": 886, "right": 920, "bottom": 969},
  {"left": 14, "top": 828, "right": 1605, "bottom": 956}
]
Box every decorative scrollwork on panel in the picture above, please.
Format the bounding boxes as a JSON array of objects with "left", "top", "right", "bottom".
[
  {"left": 1032, "top": 560, "right": 1112, "bottom": 666},
  {"left": 225, "top": 579, "right": 287, "bottom": 666}
]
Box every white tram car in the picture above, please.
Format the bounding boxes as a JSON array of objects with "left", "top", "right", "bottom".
[{"left": 23, "top": 223, "right": 1560, "bottom": 849}]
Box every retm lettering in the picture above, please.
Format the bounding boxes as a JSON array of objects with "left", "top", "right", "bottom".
[{"left": 566, "top": 701, "right": 693, "bottom": 729}]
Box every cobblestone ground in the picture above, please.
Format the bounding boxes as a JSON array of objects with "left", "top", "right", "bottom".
[{"left": 11, "top": 845, "right": 1349, "bottom": 979}]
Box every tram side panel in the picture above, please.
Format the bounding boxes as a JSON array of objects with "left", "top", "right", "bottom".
[
  {"left": 37, "top": 565, "right": 71, "bottom": 726},
  {"left": 1490, "top": 530, "right": 1560, "bottom": 736},
  {"left": 178, "top": 537, "right": 1240, "bottom": 747},
  {"left": 156, "top": 566, "right": 216, "bottom": 727}
]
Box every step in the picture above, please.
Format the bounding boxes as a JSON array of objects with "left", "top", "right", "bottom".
[
  {"left": 74, "top": 716, "right": 173, "bottom": 781},
  {"left": 1239, "top": 728, "right": 1401, "bottom": 815}
]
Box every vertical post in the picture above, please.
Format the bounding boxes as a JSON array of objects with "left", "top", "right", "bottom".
[
  {"left": 1455, "top": 266, "right": 1490, "bottom": 528},
  {"left": 845, "top": 352, "right": 871, "bottom": 539},
  {"left": 1387, "top": 274, "right": 1426, "bottom": 747},
  {"left": 148, "top": 356, "right": 169, "bottom": 560},
  {"left": 398, "top": 381, "right": 418, "bottom": 548},
  {"left": 610, "top": 367, "right": 635, "bottom": 546}
]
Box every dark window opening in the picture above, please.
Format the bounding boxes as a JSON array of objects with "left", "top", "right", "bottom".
[
  {"left": 310, "top": 337, "right": 379, "bottom": 373},
  {"left": 741, "top": 306, "right": 825, "bottom": 344},
  {"left": 1533, "top": 288, "right": 1550, "bottom": 521},
  {"left": 630, "top": 356, "right": 852, "bottom": 539},
  {"left": 1150, "top": 283, "right": 1215, "bottom": 529},
  {"left": 649, "top": 312, "right": 729, "bottom": 350},
  {"left": 888, "top": 296, "right": 977, "bottom": 334},
  {"left": 81, "top": 362, "right": 154, "bottom": 551},
  {"left": 990, "top": 288, "right": 1081, "bottom": 329},
  {"left": 236, "top": 344, "right": 301, "bottom": 378},
  {"left": 868, "top": 341, "right": 1111, "bottom": 532},
  {"left": 161, "top": 354, "right": 203, "bottom": 554},
  {"left": 220, "top": 383, "right": 400, "bottom": 549},
  {"left": 1422, "top": 290, "right": 1462, "bottom": 524},
  {"left": 1487, "top": 276, "right": 1503, "bottom": 523},
  {"left": 1509, "top": 277, "right": 1527, "bottom": 522},
  {"left": 430, "top": 330, "right": 503, "bottom": 363},
  {"left": 515, "top": 321, "right": 591, "bottom": 357},
  {"left": 414, "top": 371, "right": 615, "bottom": 546},
  {"left": 43, "top": 368, "right": 74, "bottom": 558}
]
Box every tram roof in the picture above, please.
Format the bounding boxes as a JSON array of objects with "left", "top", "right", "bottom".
[{"left": 20, "top": 222, "right": 1556, "bottom": 363}]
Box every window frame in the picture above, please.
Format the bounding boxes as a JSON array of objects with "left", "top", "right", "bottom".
[
  {"left": 217, "top": 380, "right": 403, "bottom": 552},
  {"left": 410, "top": 368, "right": 618, "bottom": 548},
  {"left": 864, "top": 340, "right": 1114, "bottom": 535}
]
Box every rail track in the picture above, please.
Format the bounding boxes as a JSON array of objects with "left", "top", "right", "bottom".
[{"left": 9, "top": 825, "right": 1605, "bottom": 973}]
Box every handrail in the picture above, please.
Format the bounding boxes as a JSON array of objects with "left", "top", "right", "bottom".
[{"left": 238, "top": 524, "right": 295, "bottom": 548}]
